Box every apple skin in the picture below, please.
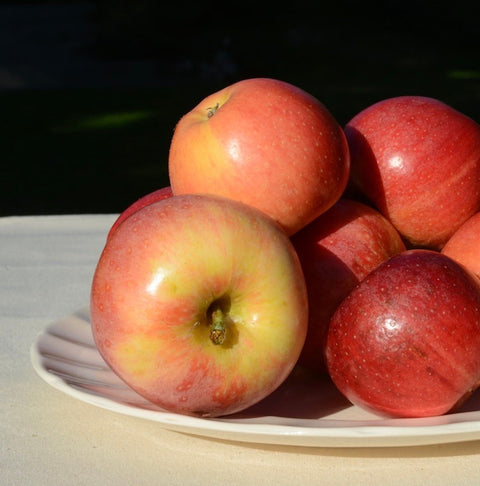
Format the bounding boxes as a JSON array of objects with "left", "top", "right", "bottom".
[
  {"left": 291, "top": 198, "right": 406, "bottom": 374},
  {"left": 107, "top": 186, "right": 173, "bottom": 239},
  {"left": 345, "top": 96, "right": 480, "bottom": 249},
  {"left": 168, "top": 77, "right": 350, "bottom": 235},
  {"left": 90, "top": 193, "right": 308, "bottom": 417},
  {"left": 442, "top": 212, "right": 480, "bottom": 279},
  {"left": 325, "top": 249, "right": 480, "bottom": 418}
]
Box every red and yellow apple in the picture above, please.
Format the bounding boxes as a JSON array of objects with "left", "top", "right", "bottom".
[
  {"left": 108, "top": 186, "right": 173, "bottom": 239},
  {"left": 442, "top": 212, "right": 480, "bottom": 280},
  {"left": 90, "top": 193, "right": 308, "bottom": 417},
  {"left": 168, "top": 77, "right": 350, "bottom": 235},
  {"left": 291, "top": 198, "right": 406, "bottom": 374},
  {"left": 325, "top": 249, "right": 480, "bottom": 418},
  {"left": 345, "top": 96, "right": 480, "bottom": 249}
]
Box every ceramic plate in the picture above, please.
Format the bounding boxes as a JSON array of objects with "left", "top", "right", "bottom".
[{"left": 31, "top": 307, "right": 480, "bottom": 448}]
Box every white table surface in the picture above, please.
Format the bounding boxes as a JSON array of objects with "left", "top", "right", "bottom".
[{"left": 2, "top": 214, "right": 480, "bottom": 486}]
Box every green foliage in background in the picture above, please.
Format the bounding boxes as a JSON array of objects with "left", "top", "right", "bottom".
[{"left": 1, "top": 1, "right": 479, "bottom": 215}]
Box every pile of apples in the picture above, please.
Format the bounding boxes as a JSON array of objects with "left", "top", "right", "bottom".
[{"left": 90, "top": 77, "right": 480, "bottom": 419}]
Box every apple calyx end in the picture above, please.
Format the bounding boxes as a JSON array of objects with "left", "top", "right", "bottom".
[{"left": 209, "top": 307, "right": 226, "bottom": 345}]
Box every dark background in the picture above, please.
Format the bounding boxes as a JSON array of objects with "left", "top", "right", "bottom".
[{"left": 1, "top": 0, "right": 479, "bottom": 216}]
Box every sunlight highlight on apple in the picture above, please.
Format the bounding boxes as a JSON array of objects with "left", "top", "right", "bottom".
[
  {"left": 146, "top": 267, "right": 168, "bottom": 296},
  {"left": 389, "top": 155, "right": 404, "bottom": 170},
  {"left": 227, "top": 138, "right": 242, "bottom": 162}
]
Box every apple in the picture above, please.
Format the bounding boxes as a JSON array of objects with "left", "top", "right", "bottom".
[
  {"left": 325, "top": 249, "right": 480, "bottom": 418},
  {"left": 90, "top": 193, "right": 308, "bottom": 417},
  {"left": 168, "top": 77, "right": 350, "bottom": 235},
  {"left": 291, "top": 198, "right": 406, "bottom": 374},
  {"left": 442, "top": 212, "right": 480, "bottom": 280},
  {"left": 107, "top": 186, "right": 173, "bottom": 239},
  {"left": 345, "top": 96, "right": 480, "bottom": 249}
]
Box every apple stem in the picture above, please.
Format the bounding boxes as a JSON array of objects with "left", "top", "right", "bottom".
[
  {"left": 209, "top": 307, "right": 226, "bottom": 345},
  {"left": 206, "top": 102, "right": 219, "bottom": 119}
]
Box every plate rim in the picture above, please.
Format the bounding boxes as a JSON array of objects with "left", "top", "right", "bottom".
[{"left": 30, "top": 308, "right": 480, "bottom": 448}]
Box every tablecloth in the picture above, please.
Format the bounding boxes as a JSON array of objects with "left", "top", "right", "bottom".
[{"left": 2, "top": 214, "right": 480, "bottom": 486}]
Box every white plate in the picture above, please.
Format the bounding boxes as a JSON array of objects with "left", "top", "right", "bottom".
[{"left": 31, "top": 307, "right": 480, "bottom": 448}]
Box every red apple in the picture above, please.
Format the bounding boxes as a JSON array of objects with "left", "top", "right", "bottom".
[
  {"left": 90, "top": 193, "right": 308, "bottom": 417},
  {"left": 325, "top": 249, "right": 480, "bottom": 418},
  {"left": 345, "top": 96, "right": 480, "bottom": 249},
  {"left": 442, "top": 212, "right": 480, "bottom": 279},
  {"left": 168, "top": 77, "right": 350, "bottom": 235},
  {"left": 291, "top": 198, "right": 406, "bottom": 374},
  {"left": 108, "top": 186, "right": 173, "bottom": 239}
]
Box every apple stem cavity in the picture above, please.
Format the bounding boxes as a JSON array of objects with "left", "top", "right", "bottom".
[
  {"left": 209, "top": 307, "right": 226, "bottom": 345},
  {"left": 206, "top": 103, "right": 220, "bottom": 119}
]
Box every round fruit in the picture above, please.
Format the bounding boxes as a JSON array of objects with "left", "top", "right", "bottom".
[
  {"left": 345, "top": 96, "right": 480, "bottom": 249},
  {"left": 326, "top": 249, "right": 480, "bottom": 418},
  {"left": 91, "top": 193, "right": 308, "bottom": 417},
  {"left": 168, "top": 77, "right": 350, "bottom": 235}
]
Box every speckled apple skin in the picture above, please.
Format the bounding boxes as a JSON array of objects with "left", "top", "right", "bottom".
[
  {"left": 345, "top": 96, "right": 480, "bottom": 250},
  {"left": 326, "top": 249, "right": 480, "bottom": 418},
  {"left": 292, "top": 198, "right": 406, "bottom": 374},
  {"left": 91, "top": 194, "right": 308, "bottom": 417},
  {"left": 442, "top": 212, "right": 480, "bottom": 280},
  {"left": 169, "top": 77, "right": 350, "bottom": 235}
]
